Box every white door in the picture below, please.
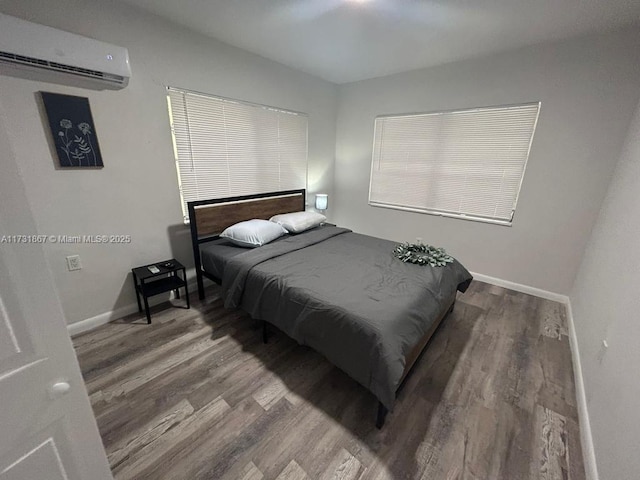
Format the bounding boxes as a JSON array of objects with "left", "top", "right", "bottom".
[{"left": 0, "top": 113, "right": 112, "bottom": 479}]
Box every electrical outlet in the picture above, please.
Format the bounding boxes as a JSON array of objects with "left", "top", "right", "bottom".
[{"left": 66, "top": 255, "right": 82, "bottom": 271}]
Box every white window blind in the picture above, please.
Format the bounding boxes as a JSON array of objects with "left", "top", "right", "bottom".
[
  {"left": 369, "top": 103, "right": 540, "bottom": 225},
  {"left": 167, "top": 87, "right": 308, "bottom": 221}
]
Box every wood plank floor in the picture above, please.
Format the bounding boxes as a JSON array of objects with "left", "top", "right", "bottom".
[{"left": 73, "top": 281, "right": 586, "bottom": 480}]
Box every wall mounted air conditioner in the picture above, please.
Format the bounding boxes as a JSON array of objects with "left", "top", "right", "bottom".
[{"left": 0, "top": 14, "right": 131, "bottom": 90}]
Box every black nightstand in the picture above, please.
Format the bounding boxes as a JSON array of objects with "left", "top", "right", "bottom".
[{"left": 132, "top": 259, "right": 190, "bottom": 324}]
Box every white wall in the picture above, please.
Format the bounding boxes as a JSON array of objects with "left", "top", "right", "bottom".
[
  {"left": 0, "top": 0, "right": 338, "bottom": 325},
  {"left": 570, "top": 99, "right": 640, "bottom": 479},
  {"left": 334, "top": 28, "right": 640, "bottom": 294}
]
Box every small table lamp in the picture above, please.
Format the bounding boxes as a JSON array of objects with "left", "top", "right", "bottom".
[{"left": 315, "top": 193, "right": 328, "bottom": 213}]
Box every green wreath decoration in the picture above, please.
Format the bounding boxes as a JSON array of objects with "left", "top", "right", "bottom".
[{"left": 393, "top": 242, "right": 454, "bottom": 267}]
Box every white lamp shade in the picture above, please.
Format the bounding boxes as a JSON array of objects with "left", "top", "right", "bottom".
[{"left": 315, "top": 193, "right": 328, "bottom": 211}]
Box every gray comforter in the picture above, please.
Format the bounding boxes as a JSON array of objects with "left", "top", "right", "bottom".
[{"left": 221, "top": 226, "right": 472, "bottom": 409}]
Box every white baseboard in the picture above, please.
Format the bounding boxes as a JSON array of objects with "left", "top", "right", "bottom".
[
  {"left": 470, "top": 271, "right": 569, "bottom": 304},
  {"left": 67, "top": 279, "right": 199, "bottom": 337},
  {"left": 565, "top": 300, "right": 599, "bottom": 480},
  {"left": 67, "top": 302, "right": 139, "bottom": 337}
]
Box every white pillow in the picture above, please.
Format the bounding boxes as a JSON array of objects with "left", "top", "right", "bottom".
[
  {"left": 220, "top": 219, "right": 287, "bottom": 248},
  {"left": 270, "top": 211, "right": 326, "bottom": 233}
]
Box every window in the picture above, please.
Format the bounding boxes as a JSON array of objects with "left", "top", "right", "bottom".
[
  {"left": 369, "top": 103, "right": 540, "bottom": 225},
  {"left": 167, "top": 87, "right": 308, "bottom": 221}
]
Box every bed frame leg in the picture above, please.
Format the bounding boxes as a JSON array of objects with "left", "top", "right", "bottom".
[
  {"left": 262, "top": 321, "right": 268, "bottom": 344},
  {"left": 448, "top": 299, "right": 455, "bottom": 314},
  {"left": 197, "top": 274, "right": 205, "bottom": 300},
  {"left": 376, "top": 402, "right": 388, "bottom": 429}
]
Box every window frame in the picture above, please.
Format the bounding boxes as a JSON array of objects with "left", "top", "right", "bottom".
[
  {"left": 368, "top": 102, "right": 541, "bottom": 227},
  {"left": 166, "top": 86, "right": 309, "bottom": 223}
]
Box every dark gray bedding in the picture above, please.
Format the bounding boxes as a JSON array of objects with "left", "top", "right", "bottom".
[
  {"left": 199, "top": 238, "right": 245, "bottom": 279},
  {"left": 200, "top": 234, "right": 295, "bottom": 279},
  {"left": 220, "top": 226, "right": 472, "bottom": 409}
]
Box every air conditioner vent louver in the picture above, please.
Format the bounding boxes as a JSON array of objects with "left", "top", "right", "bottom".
[
  {"left": 0, "top": 50, "right": 126, "bottom": 84},
  {"left": 0, "top": 51, "right": 48, "bottom": 66}
]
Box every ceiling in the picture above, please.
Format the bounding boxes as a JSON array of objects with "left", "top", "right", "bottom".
[{"left": 120, "top": 0, "right": 640, "bottom": 84}]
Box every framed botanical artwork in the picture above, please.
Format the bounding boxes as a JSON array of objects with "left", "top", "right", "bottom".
[{"left": 41, "top": 92, "right": 104, "bottom": 168}]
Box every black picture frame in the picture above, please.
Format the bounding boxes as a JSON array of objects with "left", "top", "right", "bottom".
[{"left": 41, "top": 92, "right": 104, "bottom": 168}]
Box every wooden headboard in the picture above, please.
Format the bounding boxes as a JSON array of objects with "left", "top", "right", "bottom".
[
  {"left": 188, "top": 190, "right": 305, "bottom": 239},
  {"left": 188, "top": 189, "right": 306, "bottom": 298}
]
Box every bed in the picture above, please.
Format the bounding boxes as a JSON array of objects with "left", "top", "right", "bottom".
[{"left": 188, "top": 189, "right": 472, "bottom": 427}]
